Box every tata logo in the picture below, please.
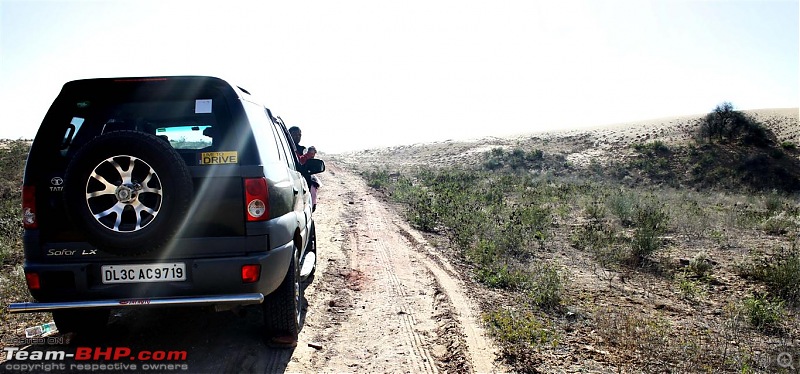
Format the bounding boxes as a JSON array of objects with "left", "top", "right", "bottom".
[{"left": 50, "top": 177, "right": 64, "bottom": 192}]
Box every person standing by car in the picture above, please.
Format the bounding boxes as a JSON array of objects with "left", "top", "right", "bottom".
[{"left": 289, "top": 126, "right": 320, "bottom": 211}]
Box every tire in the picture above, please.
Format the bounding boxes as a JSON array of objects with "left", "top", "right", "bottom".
[
  {"left": 63, "top": 131, "right": 192, "bottom": 256},
  {"left": 263, "top": 245, "right": 301, "bottom": 347},
  {"left": 53, "top": 309, "right": 109, "bottom": 335}
]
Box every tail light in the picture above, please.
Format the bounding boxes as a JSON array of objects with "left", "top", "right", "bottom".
[
  {"left": 25, "top": 273, "right": 41, "bottom": 290},
  {"left": 22, "top": 185, "right": 37, "bottom": 229},
  {"left": 244, "top": 178, "right": 268, "bottom": 222},
  {"left": 241, "top": 264, "right": 261, "bottom": 283}
]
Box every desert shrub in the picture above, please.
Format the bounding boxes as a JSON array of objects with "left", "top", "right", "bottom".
[
  {"left": 742, "top": 294, "right": 785, "bottom": 331},
  {"left": 781, "top": 141, "right": 797, "bottom": 151},
  {"left": 0, "top": 141, "right": 28, "bottom": 264},
  {"left": 761, "top": 248, "right": 800, "bottom": 304},
  {"left": 632, "top": 141, "right": 670, "bottom": 155},
  {"left": 467, "top": 239, "right": 538, "bottom": 290},
  {"left": 630, "top": 141, "right": 672, "bottom": 178},
  {"left": 698, "top": 102, "right": 771, "bottom": 146},
  {"left": 483, "top": 147, "right": 544, "bottom": 171},
  {"left": 571, "top": 217, "right": 626, "bottom": 269},
  {"left": 574, "top": 195, "right": 669, "bottom": 268},
  {"left": 630, "top": 198, "right": 669, "bottom": 264},
  {"left": 475, "top": 265, "right": 530, "bottom": 290},
  {"left": 500, "top": 203, "right": 550, "bottom": 254},
  {"left": 362, "top": 169, "right": 392, "bottom": 190},
  {"left": 677, "top": 277, "right": 704, "bottom": 301},
  {"left": 526, "top": 262, "right": 566, "bottom": 309},
  {"left": 483, "top": 308, "right": 557, "bottom": 346},
  {"left": 483, "top": 307, "right": 559, "bottom": 373},
  {"left": 0, "top": 140, "right": 28, "bottom": 200},
  {"left": 764, "top": 191, "right": 785, "bottom": 214},
  {"left": 671, "top": 196, "right": 711, "bottom": 240},
  {"left": 761, "top": 212, "right": 798, "bottom": 235},
  {"left": 687, "top": 251, "right": 714, "bottom": 279},
  {"left": 739, "top": 246, "right": 800, "bottom": 304},
  {"left": 594, "top": 310, "right": 674, "bottom": 370},
  {"left": 583, "top": 200, "right": 607, "bottom": 222},
  {"left": 405, "top": 186, "right": 438, "bottom": 232},
  {"left": 607, "top": 189, "right": 638, "bottom": 227},
  {"left": 0, "top": 200, "right": 22, "bottom": 264}
]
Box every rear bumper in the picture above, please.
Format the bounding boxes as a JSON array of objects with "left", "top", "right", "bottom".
[
  {"left": 7, "top": 293, "right": 264, "bottom": 314},
  {"left": 18, "top": 241, "right": 294, "bottom": 307}
]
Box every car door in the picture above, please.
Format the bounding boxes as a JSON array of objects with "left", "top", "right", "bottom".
[{"left": 269, "top": 116, "right": 312, "bottom": 248}]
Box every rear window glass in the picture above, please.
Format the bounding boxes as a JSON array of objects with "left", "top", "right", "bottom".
[
  {"left": 156, "top": 125, "right": 212, "bottom": 150},
  {"left": 43, "top": 82, "right": 235, "bottom": 161}
]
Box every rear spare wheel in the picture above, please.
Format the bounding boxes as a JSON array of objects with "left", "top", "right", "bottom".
[{"left": 63, "top": 131, "right": 192, "bottom": 256}]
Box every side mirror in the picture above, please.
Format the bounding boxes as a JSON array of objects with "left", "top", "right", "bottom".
[{"left": 303, "top": 159, "right": 325, "bottom": 175}]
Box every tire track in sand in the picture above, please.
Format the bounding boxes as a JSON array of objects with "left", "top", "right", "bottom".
[
  {"left": 286, "top": 162, "right": 504, "bottom": 373},
  {"left": 363, "top": 198, "right": 437, "bottom": 374}
]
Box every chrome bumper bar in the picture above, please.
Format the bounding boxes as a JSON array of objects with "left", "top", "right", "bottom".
[{"left": 7, "top": 293, "right": 265, "bottom": 313}]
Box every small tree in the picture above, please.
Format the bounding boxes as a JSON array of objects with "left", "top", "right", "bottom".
[
  {"left": 700, "top": 102, "right": 734, "bottom": 143},
  {"left": 699, "top": 102, "right": 770, "bottom": 146}
]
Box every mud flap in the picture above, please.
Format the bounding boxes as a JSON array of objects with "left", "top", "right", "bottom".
[{"left": 299, "top": 251, "right": 316, "bottom": 281}]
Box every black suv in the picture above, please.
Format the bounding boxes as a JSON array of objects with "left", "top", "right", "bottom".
[{"left": 9, "top": 76, "right": 324, "bottom": 345}]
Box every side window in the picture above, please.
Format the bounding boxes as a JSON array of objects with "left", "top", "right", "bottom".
[
  {"left": 269, "top": 119, "right": 296, "bottom": 169},
  {"left": 242, "top": 101, "right": 280, "bottom": 163},
  {"left": 59, "top": 117, "right": 85, "bottom": 156}
]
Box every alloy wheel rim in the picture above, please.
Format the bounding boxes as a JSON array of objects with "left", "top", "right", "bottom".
[{"left": 84, "top": 155, "right": 163, "bottom": 232}]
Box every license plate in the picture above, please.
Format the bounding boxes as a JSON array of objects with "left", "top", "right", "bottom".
[{"left": 101, "top": 263, "right": 186, "bottom": 284}]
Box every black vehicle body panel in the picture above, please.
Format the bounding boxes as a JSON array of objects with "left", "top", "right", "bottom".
[{"left": 17, "top": 76, "right": 317, "bottom": 306}]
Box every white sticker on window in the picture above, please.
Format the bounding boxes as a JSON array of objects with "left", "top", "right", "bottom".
[{"left": 195, "top": 99, "right": 212, "bottom": 114}]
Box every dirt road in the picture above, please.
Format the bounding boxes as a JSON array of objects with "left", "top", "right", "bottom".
[
  {"left": 4, "top": 161, "right": 504, "bottom": 373},
  {"left": 285, "top": 161, "right": 502, "bottom": 373}
]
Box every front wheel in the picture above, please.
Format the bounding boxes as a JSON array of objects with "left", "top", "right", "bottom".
[{"left": 262, "top": 245, "right": 301, "bottom": 347}]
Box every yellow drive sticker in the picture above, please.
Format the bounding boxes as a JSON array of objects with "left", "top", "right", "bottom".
[{"left": 199, "top": 151, "right": 238, "bottom": 165}]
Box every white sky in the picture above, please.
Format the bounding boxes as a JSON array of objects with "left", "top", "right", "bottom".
[{"left": 1, "top": 0, "right": 798, "bottom": 152}]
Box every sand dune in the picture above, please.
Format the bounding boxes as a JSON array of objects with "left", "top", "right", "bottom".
[{"left": 338, "top": 108, "right": 799, "bottom": 169}]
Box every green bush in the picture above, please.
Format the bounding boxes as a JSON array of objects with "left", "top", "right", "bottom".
[
  {"left": 687, "top": 251, "right": 714, "bottom": 279},
  {"left": 583, "top": 200, "right": 607, "bottom": 222},
  {"left": 467, "top": 240, "right": 529, "bottom": 289},
  {"left": 483, "top": 308, "right": 557, "bottom": 347},
  {"left": 0, "top": 140, "right": 28, "bottom": 198},
  {"left": 483, "top": 147, "right": 544, "bottom": 171},
  {"left": 571, "top": 218, "right": 626, "bottom": 268},
  {"left": 406, "top": 187, "right": 438, "bottom": 232},
  {"left": 607, "top": 189, "right": 638, "bottom": 227},
  {"left": 632, "top": 141, "right": 670, "bottom": 155},
  {"left": 761, "top": 212, "right": 798, "bottom": 235},
  {"left": 743, "top": 294, "right": 785, "bottom": 331},
  {"left": 362, "top": 169, "right": 391, "bottom": 190},
  {"left": 677, "top": 277, "right": 704, "bottom": 301},
  {"left": 526, "top": 263, "right": 566, "bottom": 309},
  {"left": 630, "top": 198, "right": 669, "bottom": 264},
  {"left": 698, "top": 102, "right": 771, "bottom": 146},
  {"left": 738, "top": 245, "right": 800, "bottom": 305},
  {"left": 0, "top": 140, "right": 28, "bottom": 264}
]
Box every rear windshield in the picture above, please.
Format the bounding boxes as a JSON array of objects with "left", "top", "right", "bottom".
[{"left": 35, "top": 80, "right": 248, "bottom": 165}]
